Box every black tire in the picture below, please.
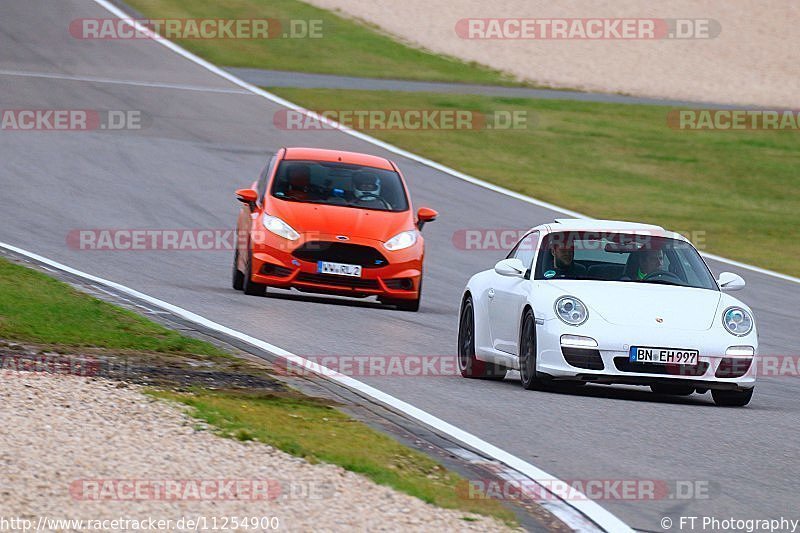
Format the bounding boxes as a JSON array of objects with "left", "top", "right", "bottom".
[
  {"left": 242, "top": 243, "right": 267, "bottom": 296},
  {"left": 712, "top": 388, "right": 754, "bottom": 407},
  {"left": 457, "top": 296, "right": 506, "bottom": 380},
  {"left": 391, "top": 297, "right": 420, "bottom": 312},
  {"left": 385, "top": 275, "right": 422, "bottom": 312},
  {"left": 518, "top": 310, "right": 543, "bottom": 390},
  {"left": 232, "top": 246, "right": 244, "bottom": 291},
  {"left": 650, "top": 383, "right": 695, "bottom": 396}
]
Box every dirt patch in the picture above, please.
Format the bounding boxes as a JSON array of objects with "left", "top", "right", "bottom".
[
  {"left": 304, "top": 0, "right": 799, "bottom": 107},
  {"left": 0, "top": 339, "right": 285, "bottom": 392}
]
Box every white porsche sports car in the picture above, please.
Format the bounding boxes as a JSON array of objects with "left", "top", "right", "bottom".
[{"left": 458, "top": 219, "right": 758, "bottom": 406}]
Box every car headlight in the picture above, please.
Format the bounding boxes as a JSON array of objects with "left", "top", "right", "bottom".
[
  {"left": 555, "top": 296, "right": 589, "bottom": 326},
  {"left": 383, "top": 230, "right": 417, "bottom": 251},
  {"left": 262, "top": 215, "right": 300, "bottom": 241},
  {"left": 722, "top": 306, "right": 753, "bottom": 336}
]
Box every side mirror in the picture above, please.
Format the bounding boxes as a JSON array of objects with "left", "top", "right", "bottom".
[
  {"left": 236, "top": 188, "right": 258, "bottom": 209},
  {"left": 416, "top": 207, "right": 438, "bottom": 230},
  {"left": 494, "top": 258, "right": 526, "bottom": 278},
  {"left": 717, "top": 272, "right": 745, "bottom": 291}
]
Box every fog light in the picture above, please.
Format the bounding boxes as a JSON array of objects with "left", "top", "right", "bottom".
[
  {"left": 560, "top": 335, "right": 598, "bottom": 348},
  {"left": 725, "top": 346, "right": 755, "bottom": 357}
]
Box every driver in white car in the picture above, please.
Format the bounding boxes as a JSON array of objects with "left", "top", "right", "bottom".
[{"left": 636, "top": 249, "right": 666, "bottom": 280}]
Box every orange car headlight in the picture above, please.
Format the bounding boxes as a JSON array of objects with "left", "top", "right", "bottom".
[
  {"left": 262, "top": 215, "right": 300, "bottom": 241},
  {"left": 383, "top": 230, "right": 417, "bottom": 251}
]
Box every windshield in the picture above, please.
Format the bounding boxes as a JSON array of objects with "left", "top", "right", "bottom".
[
  {"left": 270, "top": 160, "right": 409, "bottom": 212},
  {"left": 533, "top": 231, "right": 718, "bottom": 290}
]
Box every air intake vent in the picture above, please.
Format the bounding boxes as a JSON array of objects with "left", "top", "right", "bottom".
[
  {"left": 292, "top": 242, "right": 388, "bottom": 268},
  {"left": 561, "top": 347, "right": 604, "bottom": 370},
  {"left": 614, "top": 357, "right": 709, "bottom": 376},
  {"left": 296, "top": 272, "right": 380, "bottom": 290}
]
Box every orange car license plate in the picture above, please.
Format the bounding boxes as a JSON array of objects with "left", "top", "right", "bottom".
[{"left": 317, "top": 261, "right": 362, "bottom": 277}]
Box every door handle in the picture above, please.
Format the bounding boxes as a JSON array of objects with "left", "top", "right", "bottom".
[{"left": 488, "top": 288, "right": 495, "bottom": 298}]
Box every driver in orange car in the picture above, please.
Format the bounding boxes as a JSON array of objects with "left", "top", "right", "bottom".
[{"left": 286, "top": 164, "right": 313, "bottom": 201}]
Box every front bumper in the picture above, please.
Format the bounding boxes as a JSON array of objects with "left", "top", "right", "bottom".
[
  {"left": 249, "top": 231, "right": 422, "bottom": 300},
  {"left": 535, "top": 318, "right": 757, "bottom": 391}
]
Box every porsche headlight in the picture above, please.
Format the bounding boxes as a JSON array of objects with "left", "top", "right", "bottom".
[
  {"left": 722, "top": 306, "right": 753, "bottom": 336},
  {"left": 555, "top": 296, "right": 588, "bottom": 326},
  {"left": 262, "top": 215, "right": 300, "bottom": 241},
  {"left": 383, "top": 230, "right": 417, "bottom": 251}
]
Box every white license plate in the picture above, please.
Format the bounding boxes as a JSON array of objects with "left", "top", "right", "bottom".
[
  {"left": 629, "top": 346, "right": 699, "bottom": 366},
  {"left": 317, "top": 261, "right": 362, "bottom": 277}
]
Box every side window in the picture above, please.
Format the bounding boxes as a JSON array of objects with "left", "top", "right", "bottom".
[
  {"left": 508, "top": 231, "right": 539, "bottom": 277},
  {"left": 257, "top": 156, "right": 277, "bottom": 203}
]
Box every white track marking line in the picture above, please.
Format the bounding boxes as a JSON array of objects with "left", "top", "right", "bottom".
[
  {"left": 698, "top": 252, "right": 800, "bottom": 284},
  {"left": 0, "top": 239, "right": 632, "bottom": 532},
  {"left": 90, "top": 0, "right": 800, "bottom": 287},
  {"left": 0, "top": 68, "right": 252, "bottom": 95},
  {"left": 448, "top": 447, "right": 604, "bottom": 531}
]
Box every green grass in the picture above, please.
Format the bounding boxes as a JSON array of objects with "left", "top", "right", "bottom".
[
  {"left": 265, "top": 87, "right": 800, "bottom": 276},
  {"left": 0, "top": 258, "right": 224, "bottom": 353},
  {"left": 125, "top": 0, "right": 516, "bottom": 84},
  {"left": 153, "top": 389, "right": 515, "bottom": 524},
  {"left": 0, "top": 257, "right": 515, "bottom": 526}
]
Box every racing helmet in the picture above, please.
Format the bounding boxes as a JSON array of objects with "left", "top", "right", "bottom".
[{"left": 353, "top": 172, "right": 381, "bottom": 199}]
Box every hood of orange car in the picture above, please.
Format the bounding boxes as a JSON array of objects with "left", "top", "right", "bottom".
[{"left": 267, "top": 200, "right": 414, "bottom": 242}]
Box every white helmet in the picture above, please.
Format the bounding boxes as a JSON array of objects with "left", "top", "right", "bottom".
[{"left": 353, "top": 172, "right": 381, "bottom": 199}]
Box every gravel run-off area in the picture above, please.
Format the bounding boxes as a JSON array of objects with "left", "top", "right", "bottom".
[
  {"left": 305, "top": 0, "right": 799, "bottom": 108},
  {"left": 0, "top": 372, "right": 512, "bottom": 532}
]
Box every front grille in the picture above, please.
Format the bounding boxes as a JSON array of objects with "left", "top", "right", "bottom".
[
  {"left": 561, "top": 347, "right": 605, "bottom": 370},
  {"left": 295, "top": 272, "right": 381, "bottom": 290},
  {"left": 292, "top": 242, "right": 388, "bottom": 268},
  {"left": 614, "top": 357, "right": 709, "bottom": 376},
  {"left": 715, "top": 357, "right": 753, "bottom": 378},
  {"left": 260, "top": 264, "right": 293, "bottom": 277}
]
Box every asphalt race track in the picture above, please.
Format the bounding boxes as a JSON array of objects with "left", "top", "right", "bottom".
[{"left": 1, "top": 1, "right": 799, "bottom": 530}]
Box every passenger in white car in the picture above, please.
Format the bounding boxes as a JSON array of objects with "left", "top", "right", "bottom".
[{"left": 547, "top": 235, "right": 587, "bottom": 279}]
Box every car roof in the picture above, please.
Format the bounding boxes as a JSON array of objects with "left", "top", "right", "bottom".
[
  {"left": 531, "top": 218, "right": 689, "bottom": 242},
  {"left": 283, "top": 147, "right": 395, "bottom": 171}
]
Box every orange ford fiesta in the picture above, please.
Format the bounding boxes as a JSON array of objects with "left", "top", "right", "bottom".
[{"left": 232, "top": 147, "right": 438, "bottom": 311}]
